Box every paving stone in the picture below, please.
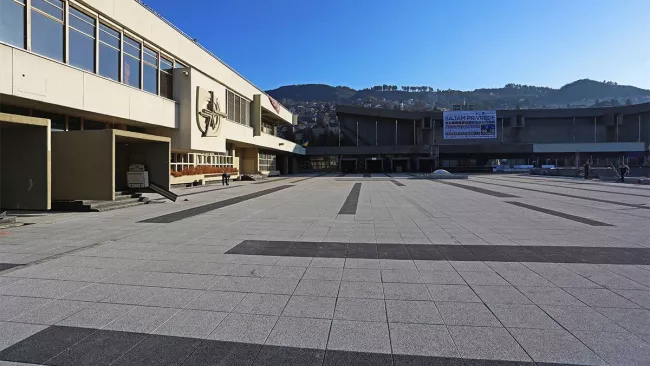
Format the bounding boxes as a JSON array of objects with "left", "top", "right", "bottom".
[
  {"left": 266, "top": 317, "right": 331, "bottom": 349},
  {"left": 385, "top": 300, "right": 443, "bottom": 324},
  {"left": 141, "top": 288, "right": 203, "bottom": 308},
  {"left": 100, "top": 285, "right": 159, "bottom": 305},
  {"left": 389, "top": 323, "right": 459, "bottom": 357},
  {"left": 418, "top": 270, "right": 466, "bottom": 285},
  {"left": 249, "top": 278, "right": 299, "bottom": 295},
  {"left": 0, "top": 322, "right": 47, "bottom": 351},
  {"left": 334, "top": 297, "right": 386, "bottom": 322},
  {"left": 516, "top": 286, "right": 584, "bottom": 306},
  {"left": 448, "top": 325, "right": 531, "bottom": 362},
  {"left": 509, "top": 328, "right": 607, "bottom": 365},
  {"left": 487, "top": 303, "right": 559, "bottom": 330},
  {"left": 593, "top": 307, "right": 650, "bottom": 334},
  {"left": 186, "top": 291, "right": 246, "bottom": 312},
  {"left": 63, "top": 283, "right": 125, "bottom": 302},
  {"left": 436, "top": 302, "right": 501, "bottom": 327},
  {"left": 573, "top": 330, "right": 650, "bottom": 366},
  {"left": 471, "top": 285, "right": 533, "bottom": 304},
  {"left": 381, "top": 269, "right": 423, "bottom": 283},
  {"left": 103, "top": 305, "right": 178, "bottom": 333},
  {"left": 208, "top": 313, "right": 278, "bottom": 344},
  {"left": 327, "top": 320, "right": 391, "bottom": 354},
  {"left": 344, "top": 258, "right": 380, "bottom": 269},
  {"left": 294, "top": 279, "right": 340, "bottom": 297},
  {"left": 541, "top": 304, "right": 627, "bottom": 332},
  {"left": 383, "top": 283, "right": 431, "bottom": 301},
  {"left": 228, "top": 264, "right": 272, "bottom": 277},
  {"left": 338, "top": 281, "right": 384, "bottom": 299},
  {"left": 11, "top": 300, "right": 90, "bottom": 325},
  {"left": 564, "top": 287, "right": 641, "bottom": 308},
  {"left": 611, "top": 289, "right": 650, "bottom": 308},
  {"left": 309, "top": 258, "right": 345, "bottom": 268},
  {"left": 342, "top": 268, "right": 381, "bottom": 282},
  {"left": 209, "top": 276, "right": 261, "bottom": 292},
  {"left": 263, "top": 266, "right": 306, "bottom": 280},
  {"left": 233, "top": 293, "right": 290, "bottom": 316},
  {"left": 302, "top": 267, "right": 343, "bottom": 281},
  {"left": 459, "top": 271, "right": 509, "bottom": 286},
  {"left": 57, "top": 303, "right": 136, "bottom": 329},
  {"left": 0, "top": 295, "right": 50, "bottom": 321},
  {"left": 282, "top": 295, "right": 336, "bottom": 319},
  {"left": 427, "top": 284, "right": 481, "bottom": 302},
  {"left": 152, "top": 309, "right": 227, "bottom": 338}
]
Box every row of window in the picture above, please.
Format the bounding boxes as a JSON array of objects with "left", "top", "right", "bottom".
[
  {"left": 226, "top": 90, "right": 251, "bottom": 126},
  {"left": 0, "top": 0, "right": 185, "bottom": 99},
  {"left": 170, "top": 152, "right": 233, "bottom": 172},
  {"left": 258, "top": 152, "right": 277, "bottom": 172},
  {"left": 261, "top": 121, "right": 275, "bottom": 135}
]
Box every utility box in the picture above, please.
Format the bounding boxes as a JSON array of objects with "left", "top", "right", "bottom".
[{"left": 127, "top": 164, "right": 149, "bottom": 188}]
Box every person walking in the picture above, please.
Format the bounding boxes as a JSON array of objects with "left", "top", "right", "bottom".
[
  {"left": 583, "top": 161, "right": 591, "bottom": 179},
  {"left": 619, "top": 162, "right": 629, "bottom": 183},
  {"left": 221, "top": 172, "right": 228, "bottom": 186}
]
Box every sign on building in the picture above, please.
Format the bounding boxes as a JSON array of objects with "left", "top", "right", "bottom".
[
  {"left": 196, "top": 86, "right": 227, "bottom": 137},
  {"left": 443, "top": 110, "right": 497, "bottom": 139}
]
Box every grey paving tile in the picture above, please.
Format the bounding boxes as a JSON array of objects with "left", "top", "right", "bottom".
[
  {"left": 0, "top": 278, "right": 89, "bottom": 299},
  {"left": 414, "top": 260, "right": 455, "bottom": 272},
  {"left": 294, "top": 279, "right": 340, "bottom": 297},
  {"left": 436, "top": 302, "right": 501, "bottom": 327},
  {"left": 302, "top": 267, "right": 343, "bottom": 281},
  {"left": 448, "top": 325, "right": 531, "bottom": 362},
  {"left": 57, "top": 303, "right": 135, "bottom": 329},
  {"left": 379, "top": 259, "right": 416, "bottom": 270},
  {"left": 509, "top": 328, "right": 607, "bottom": 365},
  {"left": 516, "top": 286, "right": 584, "bottom": 306},
  {"left": 593, "top": 307, "right": 650, "bottom": 334},
  {"left": 564, "top": 287, "right": 641, "bottom": 308},
  {"left": 0, "top": 295, "right": 50, "bottom": 321},
  {"left": 381, "top": 269, "right": 423, "bottom": 283},
  {"left": 418, "top": 270, "right": 466, "bottom": 285},
  {"left": 611, "top": 289, "right": 650, "bottom": 308},
  {"left": 344, "top": 258, "right": 380, "bottom": 269},
  {"left": 282, "top": 295, "right": 336, "bottom": 319},
  {"left": 327, "top": 320, "right": 391, "bottom": 353},
  {"left": 99, "top": 285, "right": 159, "bottom": 305},
  {"left": 573, "top": 330, "right": 650, "bottom": 366},
  {"left": 209, "top": 276, "right": 261, "bottom": 292},
  {"left": 171, "top": 274, "right": 223, "bottom": 289},
  {"left": 471, "top": 285, "right": 533, "bottom": 304},
  {"left": 450, "top": 261, "right": 493, "bottom": 272},
  {"left": 208, "top": 313, "right": 278, "bottom": 344},
  {"left": 342, "top": 268, "right": 381, "bottom": 282},
  {"left": 310, "top": 258, "right": 345, "bottom": 268},
  {"left": 334, "top": 297, "right": 386, "bottom": 322},
  {"left": 141, "top": 288, "right": 203, "bottom": 308},
  {"left": 427, "top": 284, "right": 481, "bottom": 302},
  {"left": 487, "top": 304, "right": 560, "bottom": 330},
  {"left": 263, "top": 266, "right": 306, "bottom": 280},
  {"left": 385, "top": 300, "right": 443, "bottom": 324},
  {"left": 389, "top": 323, "right": 459, "bottom": 357},
  {"left": 459, "top": 271, "right": 509, "bottom": 286},
  {"left": 233, "top": 293, "right": 290, "bottom": 316},
  {"left": 103, "top": 305, "right": 178, "bottom": 333},
  {"left": 186, "top": 291, "right": 246, "bottom": 312},
  {"left": 275, "top": 257, "right": 313, "bottom": 267},
  {"left": 152, "top": 309, "right": 227, "bottom": 338},
  {"left": 338, "top": 281, "right": 384, "bottom": 299},
  {"left": 228, "top": 264, "right": 273, "bottom": 277},
  {"left": 383, "top": 283, "right": 431, "bottom": 300},
  {"left": 266, "top": 316, "right": 331, "bottom": 349},
  {"left": 0, "top": 322, "right": 47, "bottom": 351},
  {"left": 10, "top": 299, "right": 89, "bottom": 325},
  {"left": 250, "top": 278, "right": 299, "bottom": 295},
  {"left": 62, "top": 283, "right": 124, "bottom": 302},
  {"left": 541, "top": 304, "right": 627, "bottom": 333}
]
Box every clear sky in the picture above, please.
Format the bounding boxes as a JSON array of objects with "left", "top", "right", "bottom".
[{"left": 144, "top": 0, "right": 650, "bottom": 91}]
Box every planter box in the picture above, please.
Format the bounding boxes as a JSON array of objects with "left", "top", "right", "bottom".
[{"left": 171, "top": 173, "right": 240, "bottom": 185}]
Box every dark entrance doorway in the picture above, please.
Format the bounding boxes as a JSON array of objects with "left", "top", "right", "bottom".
[
  {"left": 391, "top": 158, "right": 410, "bottom": 173},
  {"left": 366, "top": 159, "right": 382, "bottom": 173},
  {"left": 341, "top": 159, "right": 357, "bottom": 174},
  {"left": 419, "top": 158, "right": 434, "bottom": 173}
]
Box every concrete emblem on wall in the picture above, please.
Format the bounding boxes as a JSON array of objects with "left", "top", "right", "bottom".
[{"left": 196, "top": 86, "right": 227, "bottom": 137}]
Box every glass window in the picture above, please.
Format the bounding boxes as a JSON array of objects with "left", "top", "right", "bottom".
[
  {"left": 69, "top": 7, "right": 95, "bottom": 72},
  {"left": 160, "top": 56, "right": 173, "bottom": 99},
  {"left": 123, "top": 35, "right": 141, "bottom": 88},
  {"left": 98, "top": 23, "right": 120, "bottom": 81},
  {"left": 0, "top": 0, "right": 26, "bottom": 48},
  {"left": 31, "top": 0, "right": 64, "bottom": 62},
  {"left": 174, "top": 60, "right": 187, "bottom": 68},
  {"left": 227, "top": 90, "right": 235, "bottom": 121},
  {"left": 142, "top": 46, "right": 157, "bottom": 94}
]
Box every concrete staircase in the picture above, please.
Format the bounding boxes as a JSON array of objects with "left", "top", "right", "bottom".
[{"left": 52, "top": 191, "right": 149, "bottom": 212}]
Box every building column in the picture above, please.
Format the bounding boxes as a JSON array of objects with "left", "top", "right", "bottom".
[
  {"left": 252, "top": 95, "right": 262, "bottom": 136},
  {"left": 283, "top": 155, "right": 289, "bottom": 175},
  {"left": 575, "top": 152, "right": 580, "bottom": 168}
]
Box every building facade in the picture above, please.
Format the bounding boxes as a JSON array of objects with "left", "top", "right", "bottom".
[
  {"left": 0, "top": 0, "right": 305, "bottom": 210},
  {"left": 301, "top": 104, "right": 650, "bottom": 173}
]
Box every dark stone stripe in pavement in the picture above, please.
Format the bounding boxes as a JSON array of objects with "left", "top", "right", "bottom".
[
  {"left": 431, "top": 181, "right": 520, "bottom": 198},
  {"left": 481, "top": 176, "right": 650, "bottom": 198},
  {"left": 339, "top": 183, "right": 362, "bottom": 215},
  {"left": 224, "top": 240, "right": 650, "bottom": 265},
  {"left": 506, "top": 201, "right": 614, "bottom": 227},
  {"left": 0, "top": 325, "right": 562, "bottom": 366},
  {"left": 391, "top": 180, "right": 405, "bottom": 187},
  {"left": 475, "top": 179, "right": 650, "bottom": 208},
  {"left": 0, "top": 263, "right": 21, "bottom": 272},
  {"left": 252, "top": 177, "right": 292, "bottom": 185},
  {"left": 138, "top": 185, "right": 293, "bottom": 224}
]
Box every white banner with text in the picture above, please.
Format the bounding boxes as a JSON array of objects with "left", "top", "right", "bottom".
[{"left": 443, "top": 110, "right": 497, "bottom": 139}]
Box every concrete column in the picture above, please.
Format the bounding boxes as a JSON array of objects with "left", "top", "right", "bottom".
[
  {"left": 283, "top": 155, "right": 289, "bottom": 175},
  {"left": 252, "top": 94, "right": 262, "bottom": 136},
  {"left": 575, "top": 152, "right": 580, "bottom": 168}
]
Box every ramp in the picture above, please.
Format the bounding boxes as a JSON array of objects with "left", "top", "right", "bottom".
[{"left": 149, "top": 182, "right": 178, "bottom": 202}]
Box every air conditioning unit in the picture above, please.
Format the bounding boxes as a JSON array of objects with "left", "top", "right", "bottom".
[{"left": 422, "top": 119, "right": 433, "bottom": 130}]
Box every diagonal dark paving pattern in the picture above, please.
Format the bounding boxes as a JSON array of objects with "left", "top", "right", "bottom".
[
  {"left": 225, "top": 240, "right": 650, "bottom": 265},
  {"left": 481, "top": 176, "right": 650, "bottom": 198},
  {"left": 506, "top": 201, "right": 614, "bottom": 227},
  {"left": 138, "top": 186, "right": 293, "bottom": 223},
  {"left": 391, "top": 180, "right": 405, "bottom": 187},
  {"left": 431, "top": 181, "right": 520, "bottom": 198},
  {"left": 177, "top": 185, "right": 241, "bottom": 198},
  {"left": 475, "top": 179, "right": 650, "bottom": 208},
  {"left": 252, "top": 177, "right": 292, "bottom": 185},
  {"left": 0, "top": 325, "right": 589, "bottom": 366},
  {"left": 0, "top": 263, "right": 21, "bottom": 272},
  {"left": 338, "top": 183, "right": 362, "bottom": 215}
]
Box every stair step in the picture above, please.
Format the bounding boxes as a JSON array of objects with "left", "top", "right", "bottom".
[
  {"left": 90, "top": 198, "right": 145, "bottom": 210},
  {"left": 92, "top": 200, "right": 146, "bottom": 212}
]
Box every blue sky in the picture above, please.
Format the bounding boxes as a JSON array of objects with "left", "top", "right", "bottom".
[{"left": 144, "top": 0, "right": 650, "bottom": 91}]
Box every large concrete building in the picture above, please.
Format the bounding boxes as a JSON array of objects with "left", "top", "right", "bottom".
[
  {"left": 302, "top": 104, "right": 650, "bottom": 173},
  {"left": 0, "top": 0, "right": 305, "bottom": 210}
]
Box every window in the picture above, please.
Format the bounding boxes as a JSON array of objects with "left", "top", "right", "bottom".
[
  {"left": 143, "top": 45, "right": 158, "bottom": 94},
  {"left": 123, "top": 35, "right": 141, "bottom": 88},
  {"left": 98, "top": 23, "right": 120, "bottom": 81},
  {"left": 262, "top": 121, "right": 275, "bottom": 135},
  {"left": 0, "top": 0, "right": 26, "bottom": 48},
  {"left": 160, "top": 56, "right": 173, "bottom": 99},
  {"left": 258, "top": 152, "right": 277, "bottom": 172},
  {"left": 31, "top": 0, "right": 64, "bottom": 61},
  {"left": 226, "top": 90, "right": 250, "bottom": 126},
  {"left": 174, "top": 60, "right": 187, "bottom": 69},
  {"left": 68, "top": 7, "right": 95, "bottom": 72}
]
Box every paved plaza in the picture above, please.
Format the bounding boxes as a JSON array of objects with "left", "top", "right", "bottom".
[{"left": 0, "top": 174, "right": 649, "bottom": 365}]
